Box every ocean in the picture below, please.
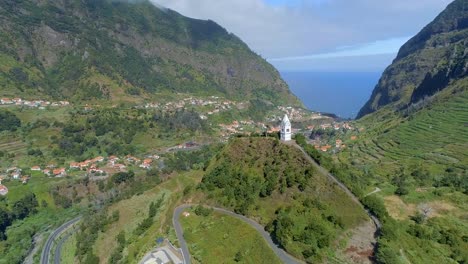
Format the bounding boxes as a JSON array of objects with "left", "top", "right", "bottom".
[{"left": 281, "top": 72, "right": 382, "bottom": 119}]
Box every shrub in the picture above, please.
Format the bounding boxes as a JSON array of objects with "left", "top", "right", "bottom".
[
  {"left": 194, "top": 205, "right": 213, "bottom": 216},
  {"left": 0, "top": 110, "right": 21, "bottom": 131}
]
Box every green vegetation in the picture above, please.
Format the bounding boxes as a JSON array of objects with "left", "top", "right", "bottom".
[
  {"left": 60, "top": 232, "right": 77, "bottom": 264},
  {"left": 0, "top": 207, "right": 81, "bottom": 264},
  {"left": 90, "top": 171, "right": 202, "bottom": 263},
  {"left": 180, "top": 208, "right": 282, "bottom": 264},
  {"left": 0, "top": 110, "right": 21, "bottom": 132},
  {"left": 0, "top": 0, "right": 301, "bottom": 107},
  {"left": 358, "top": 0, "right": 468, "bottom": 118},
  {"left": 200, "top": 137, "right": 367, "bottom": 262},
  {"left": 322, "top": 85, "right": 468, "bottom": 263},
  {"left": 0, "top": 193, "right": 38, "bottom": 240}
]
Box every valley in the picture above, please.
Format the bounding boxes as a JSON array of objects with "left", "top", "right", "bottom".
[{"left": 0, "top": 0, "right": 467, "bottom": 264}]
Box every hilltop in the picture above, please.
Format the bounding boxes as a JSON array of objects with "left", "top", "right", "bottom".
[
  {"left": 358, "top": 0, "right": 468, "bottom": 118},
  {"left": 200, "top": 137, "right": 371, "bottom": 263},
  {"left": 0, "top": 0, "right": 301, "bottom": 107}
]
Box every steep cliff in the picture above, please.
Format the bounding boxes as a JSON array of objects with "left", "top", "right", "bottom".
[
  {"left": 358, "top": 0, "right": 468, "bottom": 118},
  {"left": 0, "top": 0, "right": 301, "bottom": 106}
]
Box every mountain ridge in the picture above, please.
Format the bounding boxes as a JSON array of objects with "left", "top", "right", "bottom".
[
  {"left": 0, "top": 0, "right": 301, "bottom": 107},
  {"left": 357, "top": 0, "right": 468, "bottom": 118}
]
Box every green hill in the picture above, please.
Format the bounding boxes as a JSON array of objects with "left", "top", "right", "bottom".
[
  {"left": 200, "top": 137, "right": 369, "bottom": 263},
  {"left": 0, "top": 0, "right": 301, "bottom": 107}
]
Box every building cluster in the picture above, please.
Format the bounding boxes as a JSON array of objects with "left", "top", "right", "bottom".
[
  {"left": 69, "top": 154, "right": 160, "bottom": 175},
  {"left": 218, "top": 120, "right": 266, "bottom": 138},
  {"left": 0, "top": 167, "right": 31, "bottom": 186},
  {"left": 0, "top": 98, "right": 70, "bottom": 108},
  {"left": 143, "top": 96, "right": 241, "bottom": 117},
  {"left": 315, "top": 122, "right": 354, "bottom": 131},
  {"left": 275, "top": 106, "right": 324, "bottom": 122},
  {"left": 166, "top": 141, "right": 200, "bottom": 152},
  {"left": 0, "top": 154, "right": 162, "bottom": 195}
]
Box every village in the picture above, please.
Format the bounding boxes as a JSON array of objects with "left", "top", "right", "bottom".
[
  {"left": 143, "top": 95, "right": 243, "bottom": 119},
  {"left": 0, "top": 97, "right": 70, "bottom": 108},
  {"left": 0, "top": 140, "right": 207, "bottom": 197},
  {"left": 0, "top": 94, "right": 360, "bottom": 199}
]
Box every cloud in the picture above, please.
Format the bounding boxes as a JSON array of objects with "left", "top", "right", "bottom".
[
  {"left": 269, "top": 36, "right": 411, "bottom": 61},
  {"left": 149, "top": 0, "right": 452, "bottom": 71}
]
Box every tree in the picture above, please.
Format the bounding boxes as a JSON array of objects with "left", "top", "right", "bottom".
[
  {"left": 0, "top": 110, "right": 21, "bottom": 131},
  {"left": 0, "top": 209, "right": 11, "bottom": 240},
  {"left": 112, "top": 171, "right": 135, "bottom": 184},
  {"left": 395, "top": 186, "right": 409, "bottom": 196}
]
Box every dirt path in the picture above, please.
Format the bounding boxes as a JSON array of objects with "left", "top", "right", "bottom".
[
  {"left": 342, "top": 219, "right": 377, "bottom": 264},
  {"left": 365, "top": 187, "right": 381, "bottom": 197}
]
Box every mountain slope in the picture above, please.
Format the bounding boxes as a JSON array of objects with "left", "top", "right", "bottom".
[
  {"left": 200, "top": 137, "right": 369, "bottom": 263},
  {"left": 357, "top": 0, "right": 468, "bottom": 118},
  {"left": 334, "top": 3, "right": 468, "bottom": 263},
  {"left": 0, "top": 0, "right": 301, "bottom": 106}
]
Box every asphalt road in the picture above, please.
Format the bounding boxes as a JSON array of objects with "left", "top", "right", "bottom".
[
  {"left": 40, "top": 216, "right": 81, "bottom": 264},
  {"left": 173, "top": 204, "right": 304, "bottom": 264}
]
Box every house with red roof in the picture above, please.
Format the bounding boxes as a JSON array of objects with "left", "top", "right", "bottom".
[
  {"left": 70, "top": 162, "right": 80, "bottom": 169},
  {"left": 1, "top": 98, "right": 13, "bottom": 104},
  {"left": 53, "top": 168, "right": 66, "bottom": 177},
  {"left": 0, "top": 185, "right": 8, "bottom": 196},
  {"left": 139, "top": 159, "right": 153, "bottom": 169}
]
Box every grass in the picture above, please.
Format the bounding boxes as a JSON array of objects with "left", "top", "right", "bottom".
[
  {"left": 93, "top": 171, "right": 202, "bottom": 263},
  {"left": 180, "top": 209, "right": 282, "bottom": 264},
  {"left": 4, "top": 172, "right": 66, "bottom": 208},
  {"left": 60, "top": 233, "right": 77, "bottom": 264}
]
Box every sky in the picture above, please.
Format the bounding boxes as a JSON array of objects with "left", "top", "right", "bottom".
[{"left": 149, "top": 0, "right": 452, "bottom": 72}]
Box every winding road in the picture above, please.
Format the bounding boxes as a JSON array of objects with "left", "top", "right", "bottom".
[
  {"left": 40, "top": 216, "right": 81, "bottom": 264},
  {"left": 173, "top": 204, "right": 304, "bottom": 264},
  {"left": 172, "top": 142, "right": 382, "bottom": 264}
]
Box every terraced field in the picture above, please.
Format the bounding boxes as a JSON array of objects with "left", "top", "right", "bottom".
[
  {"left": 0, "top": 137, "right": 27, "bottom": 155},
  {"left": 347, "top": 88, "right": 468, "bottom": 176}
]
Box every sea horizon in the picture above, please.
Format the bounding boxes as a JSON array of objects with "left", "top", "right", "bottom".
[{"left": 280, "top": 71, "right": 382, "bottom": 119}]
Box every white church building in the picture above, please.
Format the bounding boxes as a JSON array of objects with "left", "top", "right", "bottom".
[{"left": 281, "top": 114, "right": 292, "bottom": 141}]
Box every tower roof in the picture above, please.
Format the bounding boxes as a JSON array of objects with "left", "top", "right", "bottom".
[{"left": 282, "top": 114, "right": 291, "bottom": 127}]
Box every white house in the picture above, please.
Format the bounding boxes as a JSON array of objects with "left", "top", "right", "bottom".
[{"left": 281, "top": 114, "right": 292, "bottom": 142}]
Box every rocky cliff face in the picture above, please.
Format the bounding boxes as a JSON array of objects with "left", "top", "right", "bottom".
[
  {"left": 358, "top": 0, "right": 468, "bottom": 118},
  {"left": 0, "top": 0, "right": 301, "bottom": 106}
]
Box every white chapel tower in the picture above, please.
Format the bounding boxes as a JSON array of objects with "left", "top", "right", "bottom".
[{"left": 281, "top": 114, "right": 292, "bottom": 141}]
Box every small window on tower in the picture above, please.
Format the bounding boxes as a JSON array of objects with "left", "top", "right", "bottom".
[{"left": 287, "top": 129, "right": 290, "bottom": 132}]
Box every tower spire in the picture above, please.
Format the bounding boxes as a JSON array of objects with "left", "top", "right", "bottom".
[{"left": 281, "top": 114, "right": 292, "bottom": 141}]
